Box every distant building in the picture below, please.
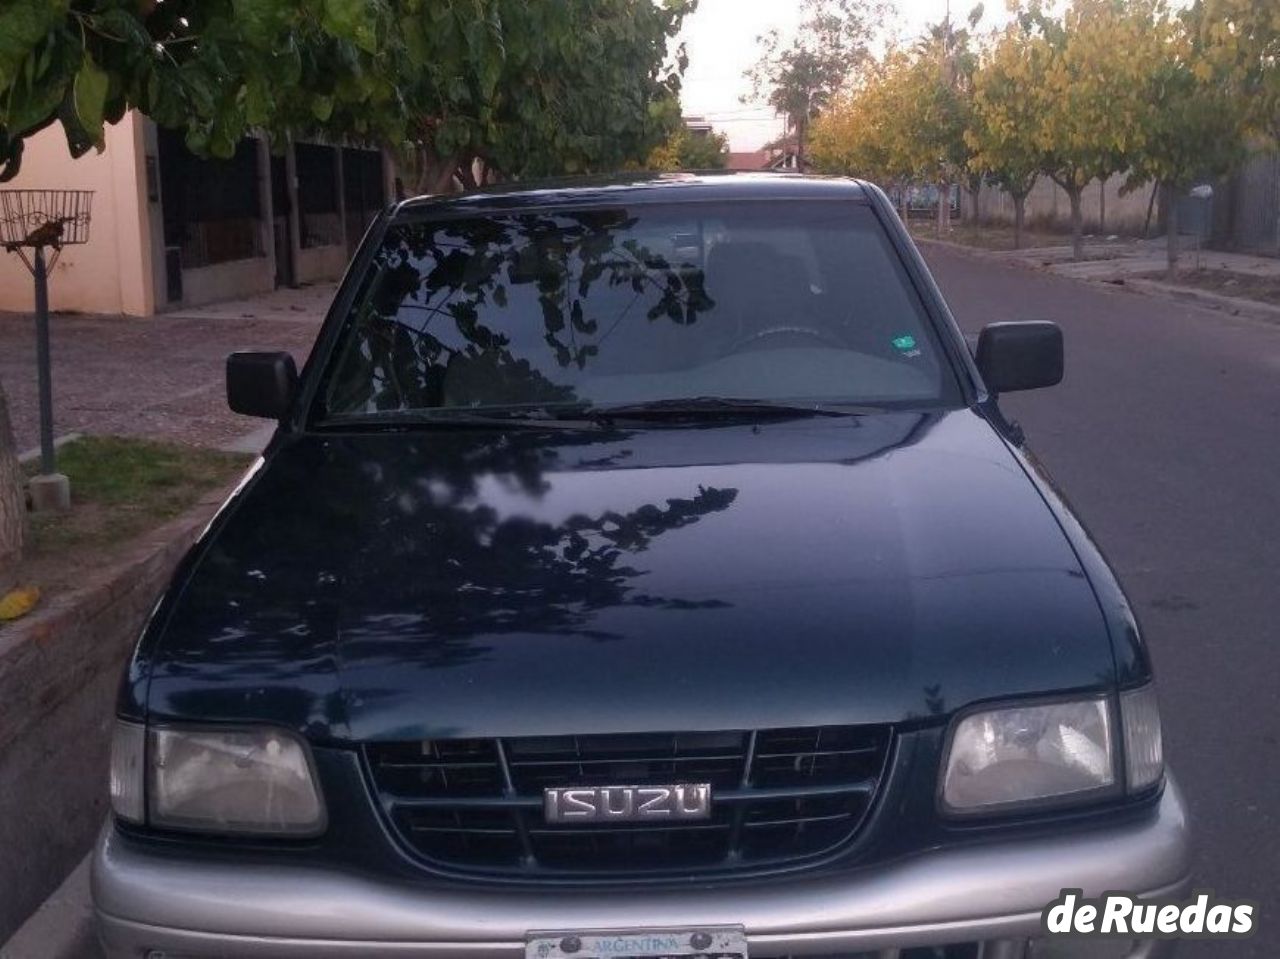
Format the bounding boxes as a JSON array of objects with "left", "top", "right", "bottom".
[
  {"left": 682, "top": 116, "right": 715, "bottom": 139},
  {"left": 727, "top": 142, "right": 800, "bottom": 172},
  {"left": 0, "top": 112, "right": 393, "bottom": 317},
  {"left": 727, "top": 151, "right": 774, "bottom": 171}
]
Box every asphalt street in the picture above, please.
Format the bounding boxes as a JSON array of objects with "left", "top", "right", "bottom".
[{"left": 921, "top": 242, "right": 1280, "bottom": 956}]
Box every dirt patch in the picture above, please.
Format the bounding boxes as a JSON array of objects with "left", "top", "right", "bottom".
[
  {"left": 7, "top": 435, "right": 251, "bottom": 603},
  {"left": 1134, "top": 269, "right": 1280, "bottom": 308},
  {"left": 908, "top": 222, "right": 1145, "bottom": 259}
]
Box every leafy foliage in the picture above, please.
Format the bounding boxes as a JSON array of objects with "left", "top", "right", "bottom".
[
  {"left": 0, "top": 0, "right": 694, "bottom": 184},
  {"left": 646, "top": 122, "right": 730, "bottom": 171},
  {"left": 1198, "top": 0, "right": 1280, "bottom": 142},
  {"left": 964, "top": 20, "right": 1051, "bottom": 245},
  {"left": 744, "top": 0, "right": 888, "bottom": 167}
]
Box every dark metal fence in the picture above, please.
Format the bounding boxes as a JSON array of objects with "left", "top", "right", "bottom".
[{"left": 1209, "top": 146, "right": 1280, "bottom": 256}]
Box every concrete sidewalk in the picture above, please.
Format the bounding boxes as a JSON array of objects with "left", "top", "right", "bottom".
[{"left": 165, "top": 282, "right": 340, "bottom": 325}]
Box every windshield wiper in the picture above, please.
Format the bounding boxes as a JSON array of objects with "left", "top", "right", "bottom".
[
  {"left": 318, "top": 408, "right": 604, "bottom": 431},
  {"left": 584, "top": 397, "right": 882, "bottom": 422}
]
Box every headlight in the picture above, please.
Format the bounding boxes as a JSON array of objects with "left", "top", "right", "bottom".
[
  {"left": 941, "top": 697, "right": 1117, "bottom": 814},
  {"left": 149, "top": 726, "right": 325, "bottom": 836},
  {"left": 1120, "top": 684, "right": 1164, "bottom": 792}
]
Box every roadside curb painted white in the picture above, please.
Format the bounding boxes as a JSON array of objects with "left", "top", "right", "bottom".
[{"left": 16, "top": 432, "right": 82, "bottom": 465}]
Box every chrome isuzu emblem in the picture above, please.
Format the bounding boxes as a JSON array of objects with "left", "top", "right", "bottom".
[{"left": 543, "top": 783, "right": 712, "bottom": 823}]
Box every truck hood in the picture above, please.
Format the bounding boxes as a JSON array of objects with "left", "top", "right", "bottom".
[{"left": 147, "top": 409, "right": 1113, "bottom": 742}]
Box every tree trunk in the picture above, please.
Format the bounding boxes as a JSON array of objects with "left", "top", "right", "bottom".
[
  {"left": 900, "top": 183, "right": 910, "bottom": 224},
  {"left": 0, "top": 375, "right": 26, "bottom": 580},
  {"left": 1067, "top": 185, "right": 1084, "bottom": 261},
  {"left": 1165, "top": 183, "right": 1180, "bottom": 281},
  {"left": 1013, "top": 194, "right": 1026, "bottom": 250},
  {"left": 935, "top": 181, "right": 949, "bottom": 238},
  {"left": 411, "top": 146, "right": 463, "bottom": 196},
  {"left": 795, "top": 114, "right": 807, "bottom": 172}
]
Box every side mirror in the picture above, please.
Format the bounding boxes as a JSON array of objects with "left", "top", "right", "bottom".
[
  {"left": 975, "top": 321, "right": 1063, "bottom": 394},
  {"left": 226, "top": 351, "right": 299, "bottom": 419}
]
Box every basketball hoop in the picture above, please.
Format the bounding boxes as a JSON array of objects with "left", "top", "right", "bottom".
[{"left": 0, "top": 190, "right": 94, "bottom": 511}]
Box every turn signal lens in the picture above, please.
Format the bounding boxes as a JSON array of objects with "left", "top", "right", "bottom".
[
  {"left": 1121, "top": 684, "right": 1164, "bottom": 792},
  {"left": 109, "top": 720, "right": 146, "bottom": 824}
]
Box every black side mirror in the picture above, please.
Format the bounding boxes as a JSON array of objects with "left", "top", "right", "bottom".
[
  {"left": 975, "top": 321, "right": 1063, "bottom": 394},
  {"left": 226, "top": 351, "right": 299, "bottom": 419}
]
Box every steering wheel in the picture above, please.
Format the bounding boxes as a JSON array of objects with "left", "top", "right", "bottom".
[{"left": 729, "top": 325, "right": 845, "bottom": 354}]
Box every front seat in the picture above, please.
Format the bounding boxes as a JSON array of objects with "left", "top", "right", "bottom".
[{"left": 703, "top": 241, "right": 814, "bottom": 343}]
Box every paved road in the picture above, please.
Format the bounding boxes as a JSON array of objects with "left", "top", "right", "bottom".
[
  {"left": 0, "top": 283, "right": 330, "bottom": 453},
  {"left": 922, "top": 242, "right": 1280, "bottom": 955}
]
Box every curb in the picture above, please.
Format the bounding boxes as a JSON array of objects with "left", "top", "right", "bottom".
[
  {"left": 0, "top": 488, "right": 230, "bottom": 945},
  {"left": 16, "top": 433, "right": 82, "bottom": 465},
  {"left": 915, "top": 237, "right": 1280, "bottom": 324},
  {"left": 0, "top": 854, "right": 95, "bottom": 959},
  {"left": 1119, "top": 277, "right": 1280, "bottom": 325}
]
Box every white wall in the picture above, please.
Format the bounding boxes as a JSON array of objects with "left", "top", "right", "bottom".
[{"left": 975, "top": 173, "right": 1158, "bottom": 236}]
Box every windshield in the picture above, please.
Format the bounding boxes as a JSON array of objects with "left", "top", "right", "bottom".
[{"left": 318, "top": 200, "right": 961, "bottom": 419}]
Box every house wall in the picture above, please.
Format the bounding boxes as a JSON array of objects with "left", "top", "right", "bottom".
[
  {"left": 0, "top": 113, "right": 154, "bottom": 316},
  {"left": 295, "top": 244, "right": 349, "bottom": 285},
  {"left": 177, "top": 256, "right": 275, "bottom": 308}
]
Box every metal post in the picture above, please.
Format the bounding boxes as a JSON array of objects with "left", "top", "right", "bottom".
[{"left": 33, "top": 245, "right": 56, "bottom": 475}]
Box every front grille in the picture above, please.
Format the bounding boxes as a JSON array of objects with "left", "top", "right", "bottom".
[{"left": 365, "top": 725, "right": 891, "bottom": 877}]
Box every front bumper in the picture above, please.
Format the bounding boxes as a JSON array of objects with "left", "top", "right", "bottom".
[{"left": 94, "top": 777, "right": 1192, "bottom": 958}]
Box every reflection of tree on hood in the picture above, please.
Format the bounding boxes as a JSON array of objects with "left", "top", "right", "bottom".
[
  {"left": 325, "top": 211, "right": 714, "bottom": 415},
  {"left": 347, "top": 484, "right": 740, "bottom": 662}
]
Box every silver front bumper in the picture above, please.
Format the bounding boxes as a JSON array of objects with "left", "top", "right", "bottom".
[{"left": 94, "top": 777, "right": 1192, "bottom": 958}]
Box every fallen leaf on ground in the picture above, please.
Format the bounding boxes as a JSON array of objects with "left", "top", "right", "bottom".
[{"left": 0, "top": 586, "right": 41, "bottom": 622}]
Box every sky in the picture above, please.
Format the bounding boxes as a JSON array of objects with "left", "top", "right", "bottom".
[{"left": 676, "top": 0, "right": 1008, "bottom": 152}]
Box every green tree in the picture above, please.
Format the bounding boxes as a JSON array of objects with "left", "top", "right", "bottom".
[
  {"left": 397, "top": 0, "right": 693, "bottom": 193},
  {"left": 744, "top": 0, "right": 887, "bottom": 170},
  {"left": 916, "top": 6, "right": 983, "bottom": 233},
  {"left": 0, "top": 0, "right": 693, "bottom": 567},
  {"left": 0, "top": 0, "right": 423, "bottom": 178},
  {"left": 647, "top": 122, "right": 729, "bottom": 170}
]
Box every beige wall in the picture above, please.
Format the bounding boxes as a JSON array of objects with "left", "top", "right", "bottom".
[{"left": 0, "top": 112, "right": 154, "bottom": 316}]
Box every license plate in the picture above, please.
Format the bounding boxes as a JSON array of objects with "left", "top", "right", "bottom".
[{"left": 525, "top": 928, "right": 747, "bottom": 959}]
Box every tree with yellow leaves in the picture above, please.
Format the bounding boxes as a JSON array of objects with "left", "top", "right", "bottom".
[
  {"left": 1198, "top": 0, "right": 1280, "bottom": 144},
  {"left": 966, "top": 21, "right": 1051, "bottom": 249},
  {"left": 811, "top": 46, "right": 968, "bottom": 237},
  {"left": 1128, "top": 2, "right": 1248, "bottom": 278},
  {"left": 1019, "top": 0, "right": 1162, "bottom": 260}
]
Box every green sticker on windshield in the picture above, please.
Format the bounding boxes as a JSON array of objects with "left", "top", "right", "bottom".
[{"left": 892, "top": 334, "right": 917, "bottom": 351}]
